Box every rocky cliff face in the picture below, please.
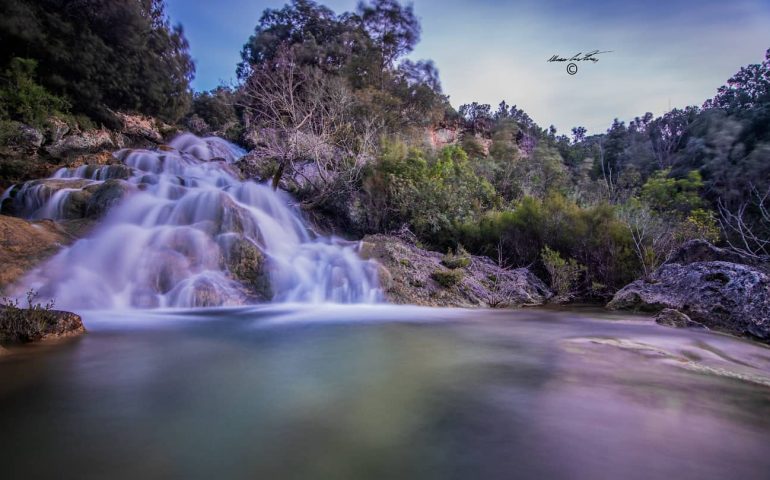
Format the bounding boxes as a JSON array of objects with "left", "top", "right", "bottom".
[
  {"left": 360, "top": 233, "right": 552, "bottom": 307},
  {"left": 1, "top": 113, "right": 173, "bottom": 188},
  {"left": 608, "top": 241, "right": 770, "bottom": 342}
]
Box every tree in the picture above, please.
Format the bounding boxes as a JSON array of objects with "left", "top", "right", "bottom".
[
  {"left": 0, "top": 0, "right": 194, "bottom": 124},
  {"left": 187, "top": 87, "right": 241, "bottom": 139},
  {"left": 571, "top": 126, "right": 587, "bottom": 143},
  {"left": 0, "top": 58, "right": 70, "bottom": 126},
  {"left": 718, "top": 185, "right": 770, "bottom": 258},
  {"left": 458, "top": 102, "right": 492, "bottom": 134},
  {"left": 705, "top": 48, "right": 770, "bottom": 113},
  {"left": 239, "top": 46, "right": 362, "bottom": 201},
  {"left": 237, "top": 0, "right": 364, "bottom": 79},
  {"left": 647, "top": 107, "right": 698, "bottom": 169},
  {"left": 357, "top": 0, "right": 420, "bottom": 75}
]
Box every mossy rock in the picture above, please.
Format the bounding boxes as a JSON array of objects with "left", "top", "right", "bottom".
[{"left": 225, "top": 238, "right": 272, "bottom": 300}]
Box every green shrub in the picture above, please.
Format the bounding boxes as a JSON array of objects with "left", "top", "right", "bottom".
[
  {"left": 361, "top": 141, "right": 499, "bottom": 241},
  {"left": 0, "top": 58, "right": 70, "bottom": 127},
  {"left": 441, "top": 245, "right": 471, "bottom": 269},
  {"left": 678, "top": 208, "right": 721, "bottom": 243},
  {"left": 431, "top": 268, "right": 464, "bottom": 287},
  {"left": 456, "top": 193, "right": 639, "bottom": 292},
  {"left": 0, "top": 119, "right": 22, "bottom": 145},
  {"left": 541, "top": 246, "right": 585, "bottom": 297}
]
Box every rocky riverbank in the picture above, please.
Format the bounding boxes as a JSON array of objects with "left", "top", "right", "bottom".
[
  {"left": 359, "top": 231, "right": 552, "bottom": 307},
  {"left": 608, "top": 240, "right": 770, "bottom": 343}
]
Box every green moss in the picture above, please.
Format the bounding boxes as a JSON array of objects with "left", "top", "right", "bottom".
[
  {"left": 431, "top": 268, "right": 464, "bottom": 288},
  {"left": 226, "top": 239, "right": 272, "bottom": 300}
]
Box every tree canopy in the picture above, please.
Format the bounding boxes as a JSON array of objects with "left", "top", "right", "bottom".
[{"left": 0, "top": 0, "right": 195, "bottom": 124}]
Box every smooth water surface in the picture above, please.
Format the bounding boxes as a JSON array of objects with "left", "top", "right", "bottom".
[{"left": 1, "top": 307, "right": 770, "bottom": 479}]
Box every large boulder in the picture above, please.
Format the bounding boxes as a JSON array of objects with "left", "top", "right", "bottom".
[
  {"left": 222, "top": 237, "right": 272, "bottom": 301},
  {"left": 84, "top": 179, "right": 136, "bottom": 218},
  {"left": 0, "top": 122, "right": 44, "bottom": 156},
  {"left": 667, "top": 239, "right": 769, "bottom": 273},
  {"left": 17, "top": 125, "right": 45, "bottom": 150},
  {"left": 608, "top": 261, "right": 770, "bottom": 341},
  {"left": 0, "top": 305, "right": 85, "bottom": 345},
  {"left": 45, "top": 117, "right": 70, "bottom": 144},
  {"left": 360, "top": 233, "right": 552, "bottom": 307},
  {"left": 115, "top": 112, "right": 163, "bottom": 143},
  {"left": 46, "top": 129, "right": 116, "bottom": 159}
]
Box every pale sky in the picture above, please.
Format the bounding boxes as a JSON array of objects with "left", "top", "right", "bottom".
[{"left": 167, "top": 0, "right": 770, "bottom": 133}]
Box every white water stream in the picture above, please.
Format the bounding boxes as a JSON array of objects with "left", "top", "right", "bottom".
[{"left": 3, "top": 134, "right": 380, "bottom": 309}]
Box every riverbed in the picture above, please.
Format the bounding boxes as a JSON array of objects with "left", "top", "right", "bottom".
[{"left": 1, "top": 306, "right": 769, "bottom": 479}]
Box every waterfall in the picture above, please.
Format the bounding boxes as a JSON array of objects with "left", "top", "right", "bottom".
[{"left": 5, "top": 134, "right": 381, "bottom": 310}]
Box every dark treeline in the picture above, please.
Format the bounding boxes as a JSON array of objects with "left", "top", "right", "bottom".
[
  {"left": 0, "top": 0, "right": 194, "bottom": 127},
  {"left": 1, "top": 0, "right": 768, "bottom": 299}
]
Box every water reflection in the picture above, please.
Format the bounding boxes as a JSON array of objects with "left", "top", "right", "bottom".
[{"left": 1, "top": 307, "right": 769, "bottom": 479}]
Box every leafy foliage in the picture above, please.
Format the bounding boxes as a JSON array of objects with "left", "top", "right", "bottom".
[
  {"left": 541, "top": 246, "right": 585, "bottom": 297},
  {"left": 360, "top": 142, "right": 498, "bottom": 241},
  {"left": 0, "top": 0, "right": 194, "bottom": 124},
  {"left": 0, "top": 58, "right": 70, "bottom": 127}
]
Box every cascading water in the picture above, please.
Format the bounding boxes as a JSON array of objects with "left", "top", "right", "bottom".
[{"left": 3, "top": 134, "right": 381, "bottom": 310}]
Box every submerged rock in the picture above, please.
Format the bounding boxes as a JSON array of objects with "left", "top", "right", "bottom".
[
  {"left": 360, "top": 234, "right": 552, "bottom": 307},
  {"left": 654, "top": 308, "right": 707, "bottom": 329},
  {"left": 608, "top": 261, "right": 770, "bottom": 341}
]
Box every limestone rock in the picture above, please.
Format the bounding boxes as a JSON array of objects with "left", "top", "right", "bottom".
[
  {"left": 46, "top": 129, "right": 115, "bottom": 159},
  {"left": 360, "top": 233, "right": 552, "bottom": 307},
  {"left": 608, "top": 261, "right": 770, "bottom": 341}
]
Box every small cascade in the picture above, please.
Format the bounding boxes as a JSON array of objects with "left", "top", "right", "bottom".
[
  {"left": 0, "top": 184, "right": 14, "bottom": 208},
  {"left": 7, "top": 134, "right": 381, "bottom": 309}
]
